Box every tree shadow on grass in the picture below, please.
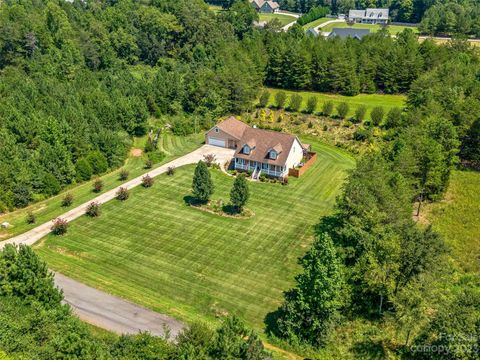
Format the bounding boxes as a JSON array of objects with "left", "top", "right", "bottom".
[
  {"left": 222, "top": 204, "right": 240, "bottom": 215},
  {"left": 351, "top": 339, "right": 387, "bottom": 360},
  {"left": 183, "top": 195, "right": 206, "bottom": 206},
  {"left": 264, "top": 308, "right": 283, "bottom": 338}
]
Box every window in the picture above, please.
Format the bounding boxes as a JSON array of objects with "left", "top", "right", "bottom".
[
  {"left": 262, "top": 163, "right": 268, "bottom": 170},
  {"left": 215, "top": 128, "right": 219, "bottom": 133},
  {"left": 270, "top": 151, "right": 277, "bottom": 160},
  {"left": 243, "top": 145, "right": 250, "bottom": 155}
]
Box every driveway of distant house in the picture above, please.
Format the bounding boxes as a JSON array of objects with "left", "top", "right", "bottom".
[
  {"left": 0, "top": 144, "right": 235, "bottom": 250},
  {"left": 55, "top": 273, "right": 185, "bottom": 338}
]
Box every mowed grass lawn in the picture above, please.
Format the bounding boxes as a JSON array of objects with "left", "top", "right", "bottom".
[
  {"left": 0, "top": 133, "right": 204, "bottom": 240},
  {"left": 35, "top": 139, "right": 354, "bottom": 329},
  {"left": 302, "top": 17, "right": 331, "bottom": 29},
  {"left": 266, "top": 88, "right": 406, "bottom": 118},
  {"left": 423, "top": 170, "right": 480, "bottom": 273},
  {"left": 322, "top": 22, "right": 419, "bottom": 35},
  {"left": 259, "top": 13, "right": 297, "bottom": 26}
]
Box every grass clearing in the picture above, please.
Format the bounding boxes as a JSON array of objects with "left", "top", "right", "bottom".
[
  {"left": 0, "top": 132, "right": 204, "bottom": 240},
  {"left": 422, "top": 170, "right": 480, "bottom": 273},
  {"left": 302, "top": 17, "right": 331, "bottom": 29},
  {"left": 208, "top": 4, "right": 223, "bottom": 14},
  {"left": 266, "top": 88, "right": 406, "bottom": 118},
  {"left": 35, "top": 138, "right": 354, "bottom": 330},
  {"left": 321, "top": 22, "right": 418, "bottom": 35},
  {"left": 259, "top": 13, "right": 297, "bottom": 27}
]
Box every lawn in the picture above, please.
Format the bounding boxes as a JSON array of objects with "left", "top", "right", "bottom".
[
  {"left": 35, "top": 138, "right": 354, "bottom": 330},
  {"left": 266, "top": 88, "right": 406, "bottom": 118},
  {"left": 208, "top": 4, "right": 223, "bottom": 14},
  {"left": 258, "top": 13, "right": 297, "bottom": 27},
  {"left": 322, "top": 21, "right": 419, "bottom": 35},
  {"left": 423, "top": 170, "right": 480, "bottom": 273},
  {"left": 301, "top": 17, "right": 331, "bottom": 30},
  {"left": 0, "top": 132, "right": 204, "bottom": 241}
]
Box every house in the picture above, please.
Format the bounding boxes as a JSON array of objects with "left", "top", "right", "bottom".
[
  {"left": 328, "top": 28, "right": 370, "bottom": 40},
  {"left": 205, "top": 117, "right": 310, "bottom": 179},
  {"left": 348, "top": 8, "right": 389, "bottom": 25},
  {"left": 306, "top": 27, "right": 320, "bottom": 37},
  {"left": 251, "top": 0, "right": 280, "bottom": 13}
]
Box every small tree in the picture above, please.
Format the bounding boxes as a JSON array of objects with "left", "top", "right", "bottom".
[
  {"left": 258, "top": 90, "right": 270, "bottom": 108},
  {"left": 230, "top": 174, "right": 249, "bottom": 213},
  {"left": 203, "top": 154, "right": 217, "bottom": 167},
  {"left": 275, "top": 91, "right": 287, "bottom": 109},
  {"left": 144, "top": 136, "right": 156, "bottom": 153},
  {"left": 119, "top": 169, "right": 129, "bottom": 181},
  {"left": 142, "top": 175, "right": 154, "bottom": 188},
  {"left": 145, "top": 159, "right": 153, "bottom": 169},
  {"left": 116, "top": 187, "right": 129, "bottom": 201},
  {"left": 86, "top": 202, "right": 100, "bottom": 217},
  {"left": 93, "top": 178, "right": 103, "bottom": 193},
  {"left": 370, "top": 106, "right": 385, "bottom": 126},
  {"left": 354, "top": 105, "right": 367, "bottom": 123},
  {"left": 289, "top": 94, "right": 303, "bottom": 112},
  {"left": 167, "top": 166, "right": 176, "bottom": 176},
  {"left": 306, "top": 96, "right": 318, "bottom": 114},
  {"left": 384, "top": 107, "right": 403, "bottom": 129},
  {"left": 62, "top": 193, "right": 74, "bottom": 207},
  {"left": 192, "top": 161, "right": 214, "bottom": 203},
  {"left": 75, "top": 158, "right": 93, "bottom": 182},
  {"left": 51, "top": 218, "right": 68, "bottom": 235},
  {"left": 337, "top": 102, "right": 349, "bottom": 119},
  {"left": 322, "top": 101, "right": 334, "bottom": 116},
  {"left": 86, "top": 151, "right": 108, "bottom": 175},
  {"left": 26, "top": 211, "right": 36, "bottom": 224}
]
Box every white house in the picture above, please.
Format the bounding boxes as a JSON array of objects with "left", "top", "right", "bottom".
[{"left": 349, "top": 8, "right": 389, "bottom": 25}]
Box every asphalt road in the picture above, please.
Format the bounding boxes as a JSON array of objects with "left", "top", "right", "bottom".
[{"left": 55, "top": 273, "right": 185, "bottom": 338}]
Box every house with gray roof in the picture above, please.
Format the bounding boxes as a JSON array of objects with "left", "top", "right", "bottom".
[
  {"left": 251, "top": 0, "right": 280, "bottom": 13},
  {"left": 306, "top": 27, "right": 320, "bottom": 37},
  {"left": 348, "top": 8, "right": 389, "bottom": 24},
  {"left": 328, "top": 28, "right": 370, "bottom": 40}
]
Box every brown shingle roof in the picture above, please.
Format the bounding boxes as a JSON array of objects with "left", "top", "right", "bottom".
[
  {"left": 235, "top": 126, "right": 298, "bottom": 166},
  {"left": 215, "top": 116, "right": 249, "bottom": 140}
]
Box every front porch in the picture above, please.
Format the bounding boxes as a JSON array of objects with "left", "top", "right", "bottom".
[{"left": 234, "top": 158, "right": 287, "bottom": 178}]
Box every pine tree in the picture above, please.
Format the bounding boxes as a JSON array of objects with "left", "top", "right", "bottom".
[
  {"left": 192, "top": 161, "right": 213, "bottom": 203},
  {"left": 230, "top": 174, "right": 249, "bottom": 212}
]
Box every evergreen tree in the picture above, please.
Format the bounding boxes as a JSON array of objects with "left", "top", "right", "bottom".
[
  {"left": 192, "top": 161, "right": 214, "bottom": 203},
  {"left": 230, "top": 174, "right": 249, "bottom": 212}
]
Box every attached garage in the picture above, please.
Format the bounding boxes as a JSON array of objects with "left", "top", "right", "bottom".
[{"left": 208, "top": 137, "right": 226, "bottom": 148}]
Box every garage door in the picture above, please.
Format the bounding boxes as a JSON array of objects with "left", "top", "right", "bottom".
[{"left": 208, "top": 137, "right": 225, "bottom": 147}]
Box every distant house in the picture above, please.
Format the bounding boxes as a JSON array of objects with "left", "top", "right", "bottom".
[
  {"left": 205, "top": 117, "right": 310, "bottom": 179},
  {"left": 306, "top": 27, "right": 320, "bottom": 37},
  {"left": 348, "top": 8, "right": 389, "bottom": 25},
  {"left": 251, "top": 0, "right": 280, "bottom": 13},
  {"left": 328, "top": 28, "right": 370, "bottom": 40}
]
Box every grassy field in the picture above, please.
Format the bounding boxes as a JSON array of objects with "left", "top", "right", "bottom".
[
  {"left": 0, "top": 132, "right": 204, "bottom": 241},
  {"left": 302, "top": 17, "right": 331, "bottom": 29},
  {"left": 35, "top": 138, "right": 354, "bottom": 330},
  {"left": 208, "top": 4, "right": 223, "bottom": 14},
  {"left": 259, "top": 13, "right": 296, "bottom": 26},
  {"left": 423, "top": 170, "right": 480, "bottom": 273},
  {"left": 322, "top": 22, "right": 419, "bottom": 35},
  {"left": 265, "top": 88, "right": 406, "bottom": 118}
]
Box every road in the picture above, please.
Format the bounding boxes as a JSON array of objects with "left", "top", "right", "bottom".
[
  {"left": 56, "top": 273, "right": 185, "bottom": 338},
  {"left": 0, "top": 144, "right": 235, "bottom": 249}
]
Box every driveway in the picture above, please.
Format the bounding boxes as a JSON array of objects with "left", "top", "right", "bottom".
[
  {"left": 55, "top": 273, "right": 185, "bottom": 338},
  {"left": 313, "top": 18, "right": 345, "bottom": 32},
  {"left": 0, "top": 144, "right": 235, "bottom": 249}
]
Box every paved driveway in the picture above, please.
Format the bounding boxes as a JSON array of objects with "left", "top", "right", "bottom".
[
  {"left": 55, "top": 273, "right": 185, "bottom": 338},
  {"left": 0, "top": 144, "right": 235, "bottom": 249}
]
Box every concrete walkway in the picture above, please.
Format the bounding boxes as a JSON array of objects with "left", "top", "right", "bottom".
[
  {"left": 55, "top": 273, "right": 185, "bottom": 338},
  {"left": 0, "top": 145, "right": 235, "bottom": 250}
]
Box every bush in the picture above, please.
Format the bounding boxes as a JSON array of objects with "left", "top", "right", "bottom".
[
  {"left": 354, "top": 127, "right": 372, "bottom": 142},
  {"left": 62, "top": 193, "right": 74, "bottom": 207},
  {"left": 354, "top": 105, "right": 367, "bottom": 123},
  {"left": 370, "top": 106, "right": 385, "bottom": 126},
  {"left": 203, "top": 154, "right": 216, "bottom": 167},
  {"left": 144, "top": 159, "right": 153, "bottom": 169},
  {"left": 13, "top": 184, "right": 32, "bottom": 208},
  {"left": 384, "top": 107, "right": 403, "bottom": 129},
  {"left": 142, "top": 175, "right": 154, "bottom": 188},
  {"left": 275, "top": 91, "right": 287, "bottom": 109},
  {"left": 306, "top": 96, "right": 318, "bottom": 114},
  {"left": 258, "top": 90, "right": 270, "bottom": 108},
  {"left": 86, "top": 202, "right": 100, "bottom": 217},
  {"left": 42, "top": 173, "right": 61, "bottom": 196},
  {"left": 167, "top": 166, "right": 176, "bottom": 176},
  {"left": 51, "top": 218, "right": 68, "bottom": 235},
  {"left": 86, "top": 151, "right": 108, "bottom": 175},
  {"left": 322, "top": 101, "right": 334, "bottom": 116},
  {"left": 144, "top": 136, "right": 156, "bottom": 153},
  {"left": 75, "top": 158, "right": 93, "bottom": 182},
  {"left": 116, "top": 187, "right": 129, "bottom": 201},
  {"left": 119, "top": 169, "right": 129, "bottom": 181},
  {"left": 93, "top": 178, "right": 103, "bottom": 193},
  {"left": 337, "top": 102, "right": 349, "bottom": 119},
  {"left": 289, "top": 94, "right": 303, "bottom": 112},
  {"left": 26, "top": 211, "right": 36, "bottom": 224},
  {"left": 147, "top": 151, "right": 165, "bottom": 165}
]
